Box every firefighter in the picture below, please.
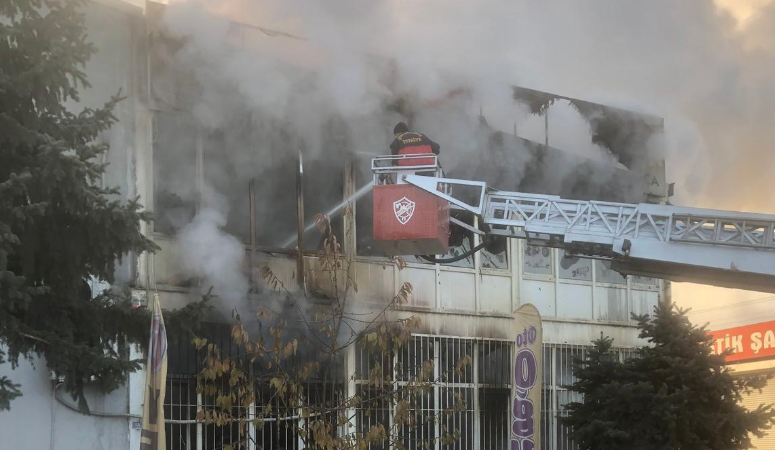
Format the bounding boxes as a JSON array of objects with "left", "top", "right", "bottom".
[{"left": 390, "top": 122, "right": 440, "bottom": 167}]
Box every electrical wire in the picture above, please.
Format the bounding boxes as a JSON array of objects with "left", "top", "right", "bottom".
[
  {"left": 418, "top": 241, "right": 487, "bottom": 264},
  {"left": 53, "top": 381, "right": 141, "bottom": 419}
]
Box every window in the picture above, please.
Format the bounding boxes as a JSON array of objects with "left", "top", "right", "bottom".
[
  {"left": 152, "top": 111, "right": 346, "bottom": 250},
  {"left": 153, "top": 112, "right": 198, "bottom": 235},
  {"left": 442, "top": 234, "right": 475, "bottom": 269},
  {"left": 559, "top": 250, "right": 592, "bottom": 281},
  {"left": 203, "top": 127, "right": 254, "bottom": 243},
  {"left": 165, "top": 323, "right": 344, "bottom": 450},
  {"left": 631, "top": 275, "right": 658, "bottom": 287},
  {"left": 542, "top": 344, "right": 633, "bottom": 450},
  {"left": 478, "top": 340, "right": 511, "bottom": 450},
  {"left": 594, "top": 260, "right": 626, "bottom": 285},
  {"left": 355, "top": 338, "right": 638, "bottom": 450},
  {"left": 523, "top": 245, "right": 553, "bottom": 275},
  {"left": 168, "top": 333, "right": 635, "bottom": 450},
  {"left": 481, "top": 237, "right": 508, "bottom": 270},
  {"left": 300, "top": 153, "right": 344, "bottom": 252}
]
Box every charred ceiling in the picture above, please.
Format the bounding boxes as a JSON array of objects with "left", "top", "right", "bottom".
[{"left": 513, "top": 86, "right": 664, "bottom": 170}]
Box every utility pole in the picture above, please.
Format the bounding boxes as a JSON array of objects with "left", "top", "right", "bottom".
[
  {"left": 248, "top": 179, "right": 256, "bottom": 291},
  {"left": 296, "top": 150, "right": 305, "bottom": 292}
]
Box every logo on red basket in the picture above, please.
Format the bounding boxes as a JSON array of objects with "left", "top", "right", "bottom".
[{"left": 393, "top": 197, "right": 415, "bottom": 225}]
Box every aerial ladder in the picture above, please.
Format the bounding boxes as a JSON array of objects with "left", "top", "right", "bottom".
[{"left": 370, "top": 155, "right": 775, "bottom": 293}]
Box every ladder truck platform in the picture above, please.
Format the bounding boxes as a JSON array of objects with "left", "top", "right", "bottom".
[{"left": 370, "top": 155, "right": 775, "bottom": 293}]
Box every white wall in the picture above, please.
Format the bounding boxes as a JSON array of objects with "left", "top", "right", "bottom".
[{"left": 0, "top": 352, "right": 135, "bottom": 450}]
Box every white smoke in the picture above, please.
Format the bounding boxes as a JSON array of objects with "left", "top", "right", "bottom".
[
  {"left": 172, "top": 189, "right": 249, "bottom": 311},
  {"left": 156, "top": 0, "right": 775, "bottom": 315}
]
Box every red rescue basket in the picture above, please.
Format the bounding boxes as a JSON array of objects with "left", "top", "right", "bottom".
[{"left": 371, "top": 155, "right": 450, "bottom": 255}]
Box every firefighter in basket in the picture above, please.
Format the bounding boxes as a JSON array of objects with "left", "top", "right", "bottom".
[{"left": 390, "top": 122, "right": 440, "bottom": 167}]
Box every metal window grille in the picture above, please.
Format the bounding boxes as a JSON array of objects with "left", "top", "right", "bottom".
[
  {"left": 354, "top": 336, "right": 635, "bottom": 450},
  {"left": 164, "top": 323, "right": 344, "bottom": 450},
  {"left": 355, "top": 336, "right": 508, "bottom": 450},
  {"left": 166, "top": 329, "right": 634, "bottom": 450}
]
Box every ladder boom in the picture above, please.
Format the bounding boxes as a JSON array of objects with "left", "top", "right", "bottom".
[{"left": 397, "top": 171, "right": 775, "bottom": 292}]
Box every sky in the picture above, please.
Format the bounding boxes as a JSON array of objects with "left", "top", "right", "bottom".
[{"left": 671, "top": 0, "right": 775, "bottom": 327}]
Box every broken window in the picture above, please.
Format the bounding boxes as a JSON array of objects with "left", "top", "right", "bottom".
[
  {"left": 300, "top": 154, "right": 344, "bottom": 252},
  {"left": 441, "top": 233, "right": 475, "bottom": 268},
  {"left": 481, "top": 235, "right": 508, "bottom": 270},
  {"left": 152, "top": 108, "right": 348, "bottom": 252},
  {"left": 595, "top": 260, "right": 627, "bottom": 285},
  {"left": 558, "top": 250, "right": 592, "bottom": 281},
  {"left": 153, "top": 111, "right": 198, "bottom": 235},
  {"left": 523, "top": 245, "right": 552, "bottom": 275},
  {"left": 203, "top": 127, "right": 253, "bottom": 244},
  {"left": 631, "top": 275, "right": 658, "bottom": 286}
]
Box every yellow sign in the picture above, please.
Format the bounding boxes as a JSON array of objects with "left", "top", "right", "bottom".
[
  {"left": 140, "top": 294, "right": 167, "bottom": 450},
  {"left": 511, "top": 304, "right": 542, "bottom": 450}
]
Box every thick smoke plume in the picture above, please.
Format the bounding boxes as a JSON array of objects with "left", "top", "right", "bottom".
[
  {"left": 155, "top": 0, "right": 775, "bottom": 314},
  {"left": 172, "top": 190, "right": 249, "bottom": 316},
  {"left": 159, "top": 0, "right": 775, "bottom": 209}
]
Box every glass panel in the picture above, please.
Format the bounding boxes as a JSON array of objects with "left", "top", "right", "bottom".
[
  {"left": 481, "top": 238, "right": 508, "bottom": 270},
  {"left": 631, "top": 275, "right": 658, "bottom": 286},
  {"left": 542, "top": 346, "right": 552, "bottom": 385},
  {"left": 541, "top": 387, "right": 553, "bottom": 449},
  {"left": 439, "top": 339, "right": 473, "bottom": 383},
  {"left": 523, "top": 245, "right": 552, "bottom": 275},
  {"left": 555, "top": 347, "right": 583, "bottom": 388},
  {"left": 559, "top": 250, "right": 592, "bottom": 281},
  {"left": 356, "top": 385, "right": 391, "bottom": 450},
  {"left": 441, "top": 387, "right": 474, "bottom": 450},
  {"left": 397, "top": 336, "right": 435, "bottom": 382},
  {"left": 478, "top": 341, "right": 511, "bottom": 387},
  {"left": 595, "top": 260, "right": 626, "bottom": 284},
  {"left": 203, "top": 128, "right": 251, "bottom": 243},
  {"left": 441, "top": 235, "right": 475, "bottom": 269},
  {"left": 479, "top": 388, "right": 509, "bottom": 450},
  {"left": 398, "top": 390, "right": 435, "bottom": 450},
  {"left": 301, "top": 157, "right": 344, "bottom": 252}
]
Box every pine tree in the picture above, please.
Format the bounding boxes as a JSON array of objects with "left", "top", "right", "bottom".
[
  {"left": 562, "top": 300, "right": 775, "bottom": 449},
  {"left": 0, "top": 0, "right": 208, "bottom": 411}
]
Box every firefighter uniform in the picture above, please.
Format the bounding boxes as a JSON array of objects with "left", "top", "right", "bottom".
[{"left": 390, "top": 131, "right": 440, "bottom": 166}]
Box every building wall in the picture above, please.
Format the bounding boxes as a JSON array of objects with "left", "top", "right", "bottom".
[
  {"left": 0, "top": 3, "right": 147, "bottom": 450},
  {"left": 1, "top": 1, "right": 667, "bottom": 449},
  {"left": 693, "top": 308, "right": 775, "bottom": 449},
  {"left": 0, "top": 350, "right": 140, "bottom": 450}
]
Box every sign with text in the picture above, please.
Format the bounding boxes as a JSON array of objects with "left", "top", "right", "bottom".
[
  {"left": 709, "top": 320, "right": 775, "bottom": 363},
  {"left": 140, "top": 293, "right": 168, "bottom": 450},
  {"left": 511, "top": 304, "right": 542, "bottom": 450}
]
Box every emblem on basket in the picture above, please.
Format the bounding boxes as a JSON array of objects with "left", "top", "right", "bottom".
[{"left": 393, "top": 197, "right": 415, "bottom": 225}]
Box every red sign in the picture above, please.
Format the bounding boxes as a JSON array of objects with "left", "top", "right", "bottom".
[{"left": 709, "top": 320, "right": 775, "bottom": 363}]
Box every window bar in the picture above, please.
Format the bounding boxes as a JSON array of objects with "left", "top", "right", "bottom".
[{"left": 434, "top": 337, "right": 441, "bottom": 450}]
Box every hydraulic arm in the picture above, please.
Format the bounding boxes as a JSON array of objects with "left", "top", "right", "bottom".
[{"left": 371, "top": 155, "right": 775, "bottom": 293}]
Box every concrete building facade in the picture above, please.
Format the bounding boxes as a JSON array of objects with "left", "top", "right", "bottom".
[{"left": 0, "top": 2, "right": 669, "bottom": 449}]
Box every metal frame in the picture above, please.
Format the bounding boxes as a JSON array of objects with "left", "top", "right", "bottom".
[
  {"left": 402, "top": 174, "right": 487, "bottom": 216},
  {"left": 483, "top": 194, "right": 775, "bottom": 251},
  {"left": 370, "top": 154, "right": 443, "bottom": 184},
  {"left": 371, "top": 156, "right": 775, "bottom": 291}
]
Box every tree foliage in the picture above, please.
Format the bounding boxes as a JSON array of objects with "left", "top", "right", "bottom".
[
  {"left": 562, "top": 300, "right": 775, "bottom": 450},
  {"left": 0, "top": 0, "right": 208, "bottom": 411},
  {"left": 195, "top": 213, "right": 468, "bottom": 450}
]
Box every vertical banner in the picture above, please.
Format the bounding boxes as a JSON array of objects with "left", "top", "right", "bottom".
[
  {"left": 511, "top": 304, "right": 542, "bottom": 450},
  {"left": 140, "top": 294, "right": 168, "bottom": 450}
]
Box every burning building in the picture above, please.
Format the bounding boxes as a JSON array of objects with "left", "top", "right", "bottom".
[{"left": 0, "top": 1, "right": 671, "bottom": 449}]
